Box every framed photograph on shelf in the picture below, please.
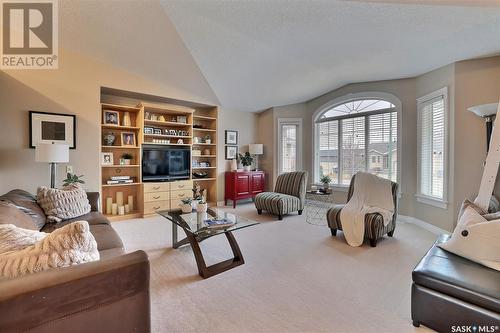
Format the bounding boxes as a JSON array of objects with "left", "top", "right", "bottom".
[
  {"left": 121, "top": 132, "right": 136, "bottom": 146},
  {"left": 225, "top": 145, "right": 238, "bottom": 160},
  {"left": 29, "top": 111, "right": 76, "bottom": 149},
  {"left": 153, "top": 128, "right": 162, "bottom": 135},
  {"left": 176, "top": 115, "right": 187, "bottom": 124},
  {"left": 144, "top": 127, "right": 154, "bottom": 134},
  {"left": 101, "top": 152, "right": 114, "bottom": 165},
  {"left": 225, "top": 130, "right": 238, "bottom": 145},
  {"left": 103, "top": 110, "right": 120, "bottom": 125}
]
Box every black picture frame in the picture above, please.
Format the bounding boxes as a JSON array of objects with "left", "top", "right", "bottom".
[
  {"left": 29, "top": 111, "right": 76, "bottom": 149},
  {"left": 225, "top": 145, "right": 238, "bottom": 160},
  {"left": 225, "top": 130, "right": 238, "bottom": 145}
]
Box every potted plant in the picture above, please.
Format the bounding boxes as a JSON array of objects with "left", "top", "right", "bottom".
[
  {"left": 204, "top": 135, "right": 211, "bottom": 144},
  {"left": 121, "top": 153, "right": 133, "bottom": 165},
  {"left": 180, "top": 198, "right": 193, "bottom": 213},
  {"left": 320, "top": 175, "right": 332, "bottom": 192},
  {"left": 62, "top": 173, "right": 85, "bottom": 187},
  {"left": 196, "top": 198, "right": 207, "bottom": 213},
  {"left": 238, "top": 152, "right": 254, "bottom": 172}
]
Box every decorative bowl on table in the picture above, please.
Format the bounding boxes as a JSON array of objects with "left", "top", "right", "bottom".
[{"left": 193, "top": 171, "right": 209, "bottom": 178}]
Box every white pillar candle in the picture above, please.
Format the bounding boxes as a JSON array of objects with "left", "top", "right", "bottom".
[
  {"left": 118, "top": 206, "right": 125, "bottom": 215},
  {"left": 116, "top": 192, "right": 124, "bottom": 207},
  {"left": 128, "top": 195, "right": 134, "bottom": 211},
  {"left": 124, "top": 204, "right": 130, "bottom": 213},
  {"left": 111, "top": 203, "right": 118, "bottom": 215},
  {"left": 106, "top": 197, "right": 113, "bottom": 215}
]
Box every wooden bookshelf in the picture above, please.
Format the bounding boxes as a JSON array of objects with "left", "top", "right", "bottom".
[{"left": 100, "top": 95, "right": 219, "bottom": 220}]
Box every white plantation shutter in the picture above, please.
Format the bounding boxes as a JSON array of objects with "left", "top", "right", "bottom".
[
  {"left": 419, "top": 94, "right": 446, "bottom": 200},
  {"left": 341, "top": 117, "right": 365, "bottom": 185},
  {"left": 318, "top": 120, "right": 339, "bottom": 182},
  {"left": 368, "top": 112, "right": 398, "bottom": 182}
]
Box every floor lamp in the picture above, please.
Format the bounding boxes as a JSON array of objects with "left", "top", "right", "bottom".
[
  {"left": 468, "top": 102, "right": 499, "bottom": 152},
  {"left": 249, "top": 144, "right": 263, "bottom": 171},
  {"left": 35, "top": 143, "right": 69, "bottom": 188}
]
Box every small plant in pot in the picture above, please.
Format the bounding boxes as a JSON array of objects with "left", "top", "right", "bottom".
[
  {"left": 238, "top": 152, "right": 254, "bottom": 172},
  {"left": 121, "top": 153, "right": 133, "bottom": 165},
  {"left": 320, "top": 175, "right": 332, "bottom": 192},
  {"left": 196, "top": 198, "right": 208, "bottom": 213},
  {"left": 180, "top": 198, "right": 193, "bottom": 213},
  {"left": 62, "top": 173, "right": 85, "bottom": 188}
]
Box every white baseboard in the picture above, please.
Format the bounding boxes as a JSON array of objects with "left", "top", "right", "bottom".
[{"left": 398, "top": 215, "right": 450, "bottom": 235}]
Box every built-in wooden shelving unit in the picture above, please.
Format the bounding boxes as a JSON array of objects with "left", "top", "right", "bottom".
[{"left": 100, "top": 92, "right": 219, "bottom": 221}]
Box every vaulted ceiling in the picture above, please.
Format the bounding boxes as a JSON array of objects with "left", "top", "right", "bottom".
[{"left": 60, "top": 1, "right": 500, "bottom": 112}]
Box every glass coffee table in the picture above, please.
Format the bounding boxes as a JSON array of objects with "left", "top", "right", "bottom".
[{"left": 157, "top": 208, "right": 259, "bottom": 279}]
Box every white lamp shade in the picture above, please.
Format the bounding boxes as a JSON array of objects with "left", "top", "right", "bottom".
[
  {"left": 35, "top": 143, "right": 69, "bottom": 163},
  {"left": 249, "top": 144, "right": 263, "bottom": 155},
  {"left": 467, "top": 103, "right": 499, "bottom": 117}
]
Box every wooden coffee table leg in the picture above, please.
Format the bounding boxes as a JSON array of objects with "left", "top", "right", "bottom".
[{"left": 184, "top": 231, "right": 245, "bottom": 279}]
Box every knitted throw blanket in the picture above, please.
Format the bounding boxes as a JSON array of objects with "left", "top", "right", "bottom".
[
  {"left": 0, "top": 221, "right": 99, "bottom": 278},
  {"left": 37, "top": 184, "right": 91, "bottom": 222}
]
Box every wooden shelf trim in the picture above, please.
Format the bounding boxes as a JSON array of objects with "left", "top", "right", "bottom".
[
  {"left": 102, "top": 146, "right": 141, "bottom": 149},
  {"left": 144, "top": 119, "right": 192, "bottom": 127},
  {"left": 141, "top": 102, "right": 195, "bottom": 115},
  {"left": 192, "top": 178, "right": 216, "bottom": 181},
  {"left": 102, "top": 103, "right": 141, "bottom": 112},
  {"left": 144, "top": 133, "right": 191, "bottom": 139},
  {"left": 101, "top": 124, "right": 140, "bottom": 130},
  {"left": 102, "top": 182, "right": 141, "bottom": 187},
  {"left": 192, "top": 143, "right": 216, "bottom": 146},
  {"left": 143, "top": 142, "right": 192, "bottom": 146},
  {"left": 193, "top": 128, "right": 216, "bottom": 132},
  {"left": 101, "top": 165, "right": 140, "bottom": 168},
  {"left": 194, "top": 115, "right": 217, "bottom": 120}
]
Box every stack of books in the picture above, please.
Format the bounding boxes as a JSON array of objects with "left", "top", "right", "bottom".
[
  {"left": 204, "top": 218, "right": 236, "bottom": 229},
  {"left": 107, "top": 176, "right": 134, "bottom": 185}
]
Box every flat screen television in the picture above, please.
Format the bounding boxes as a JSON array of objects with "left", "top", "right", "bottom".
[{"left": 142, "top": 145, "right": 190, "bottom": 182}]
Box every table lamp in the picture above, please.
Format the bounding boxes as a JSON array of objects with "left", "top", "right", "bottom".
[
  {"left": 35, "top": 143, "right": 69, "bottom": 188},
  {"left": 249, "top": 143, "right": 263, "bottom": 171}
]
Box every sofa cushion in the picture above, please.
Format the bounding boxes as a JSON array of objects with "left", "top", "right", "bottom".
[
  {"left": 88, "top": 225, "right": 124, "bottom": 251},
  {"left": 41, "top": 212, "right": 110, "bottom": 232},
  {"left": 0, "top": 202, "right": 41, "bottom": 231},
  {"left": 413, "top": 234, "right": 500, "bottom": 313},
  {"left": 0, "top": 190, "right": 46, "bottom": 230},
  {"left": 37, "top": 185, "right": 91, "bottom": 223}
]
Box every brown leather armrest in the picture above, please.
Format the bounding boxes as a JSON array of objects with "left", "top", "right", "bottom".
[
  {"left": 86, "top": 192, "right": 99, "bottom": 211},
  {"left": 0, "top": 250, "right": 150, "bottom": 332}
]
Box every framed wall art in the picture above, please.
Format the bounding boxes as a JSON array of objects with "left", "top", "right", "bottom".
[
  {"left": 29, "top": 111, "right": 76, "bottom": 149},
  {"left": 225, "top": 130, "right": 238, "bottom": 145},
  {"left": 225, "top": 145, "right": 238, "bottom": 160}
]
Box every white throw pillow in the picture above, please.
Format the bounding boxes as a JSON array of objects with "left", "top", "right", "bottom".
[
  {"left": 439, "top": 206, "right": 500, "bottom": 271},
  {"left": 37, "top": 184, "right": 91, "bottom": 222},
  {"left": 0, "top": 221, "right": 99, "bottom": 278}
]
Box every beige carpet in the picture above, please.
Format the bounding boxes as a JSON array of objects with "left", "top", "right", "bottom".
[{"left": 112, "top": 203, "right": 436, "bottom": 333}]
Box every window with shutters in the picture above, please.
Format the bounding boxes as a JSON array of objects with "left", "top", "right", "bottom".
[
  {"left": 417, "top": 87, "right": 448, "bottom": 207},
  {"left": 314, "top": 98, "right": 398, "bottom": 186}
]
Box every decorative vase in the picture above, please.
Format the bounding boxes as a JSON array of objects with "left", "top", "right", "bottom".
[
  {"left": 205, "top": 139, "right": 211, "bottom": 144},
  {"left": 323, "top": 183, "right": 329, "bottom": 192},
  {"left": 103, "top": 132, "right": 116, "bottom": 146},
  {"left": 124, "top": 159, "right": 131, "bottom": 165},
  {"left": 196, "top": 202, "right": 208, "bottom": 213},
  {"left": 244, "top": 165, "right": 251, "bottom": 172},
  {"left": 194, "top": 137, "right": 199, "bottom": 144},
  {"left": 181, "top": 203, "right": 192, "bottom": 213},
  {"left": 122, "top": 112, "right": 131, "bottom": 126},
  {"left": 158, "top": 115, "right": 166, "bottom": 122}
]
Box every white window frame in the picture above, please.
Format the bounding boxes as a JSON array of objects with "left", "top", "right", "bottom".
[
  {"left": 416, "top": 87, "right": 449, "bottom": 209},
  {"left": 312, "top": 92, "right": 402, "bottom": 191},
  {"left": 278, "top": 118, "right": 302, "bottom": 174}
]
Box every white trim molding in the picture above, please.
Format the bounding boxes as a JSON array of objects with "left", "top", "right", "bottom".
[
  {"left": 398, "top": 215, "right": 450, "bottom": 235},
  {"left": 277, "top": 117, "right": 303, "bottom": 174},
  {"left": 311, "top": 91, "right": 403, "bottom": 187},
  {"left": 416, "top": 86, "right": 449, "bottom": 209}
]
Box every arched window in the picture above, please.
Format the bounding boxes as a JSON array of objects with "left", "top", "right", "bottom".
[{"left": 314, "top": 95, "right": 399, "bottom": 186}]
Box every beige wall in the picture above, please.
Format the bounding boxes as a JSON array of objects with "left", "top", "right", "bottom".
[
  {"left": 414, "top": 63, "right": 456, "bottom": 231},
  {"left": 454, "top": 56, "right": 500, "bottom": 223},
  {"left": 0, "top": 49, "right": 231, "bottom": 200},
  {"left": 217, "top": 110, "right": 258, "bottom": 201},
  {"left": 256, "top": 108, "right": 275, "bottom": 191}
]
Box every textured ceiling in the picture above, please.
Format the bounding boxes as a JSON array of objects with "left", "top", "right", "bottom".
[{"left": 161, "top": 0, "right": 500, "bottom": 112}]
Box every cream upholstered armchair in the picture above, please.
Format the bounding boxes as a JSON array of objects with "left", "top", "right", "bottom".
[
  {"left": 327, "top": 174, "right": 398, "bottom": 247},
  {"left": 255, "top": 171, "right": 308, "bottom": 220}
]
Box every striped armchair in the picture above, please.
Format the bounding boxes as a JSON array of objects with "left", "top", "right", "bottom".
[
  {"left": 327, "top": 174, "right": 398, "bottom": 247},
  {"left": 255, "top": 171, "right": 308, "bottom": 220}
]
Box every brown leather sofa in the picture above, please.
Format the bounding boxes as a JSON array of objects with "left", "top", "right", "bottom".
[
  {"left": 0, "top": 190, "right": 150, "bottom": 333},
  {"left": 412, "top": 235, "right": 500, "bottom": 332}
]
